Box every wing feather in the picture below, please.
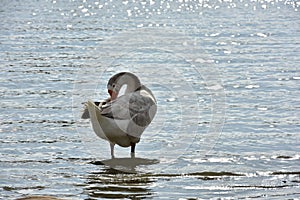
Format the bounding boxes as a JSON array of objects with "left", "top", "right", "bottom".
[{"left": 101, "top": 87, "right": 157, "bottom": 128}]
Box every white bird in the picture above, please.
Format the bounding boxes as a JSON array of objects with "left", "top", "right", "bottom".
[{"left": 82, "top": 72, "right": 157, "bottom": 158}]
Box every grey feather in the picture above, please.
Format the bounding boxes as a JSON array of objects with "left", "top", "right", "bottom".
[{"left": 101, "top": 85, "right": 157, "bottom": 129}]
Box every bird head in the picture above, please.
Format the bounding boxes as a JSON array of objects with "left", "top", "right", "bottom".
[{"left": 107, "top": 72, "right": 141, "bottom": 100}]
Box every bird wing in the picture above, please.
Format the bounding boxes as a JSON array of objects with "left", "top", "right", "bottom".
[
  {"left": 81, "top": 101, "right": 101, "bottom": 119},
  {"left": 101, "top": 88, "right": 157, "bottom": 128},
  {"left": 81, "top": 98, "right": 111, "bottom": 119}
]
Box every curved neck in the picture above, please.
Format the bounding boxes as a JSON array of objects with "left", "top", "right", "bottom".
[
  {"left": 124, "top": 77, "right": 141, "bottom": 93},
  {"left": 108, "top": 72, "right": 141, "bottom": 96}
]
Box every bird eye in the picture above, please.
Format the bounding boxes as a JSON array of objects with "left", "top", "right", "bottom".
[{"left": 112, "top": 84, "right": 116, "bottom": 88}]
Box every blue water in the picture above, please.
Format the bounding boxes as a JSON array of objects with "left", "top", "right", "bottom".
[{"left": 1, "top": 0, "right": 299, "bottom": 199}]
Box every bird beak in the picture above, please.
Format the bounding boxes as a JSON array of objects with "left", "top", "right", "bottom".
[{"left": 108, "top": 89, "right": 118, "bottom": 100}]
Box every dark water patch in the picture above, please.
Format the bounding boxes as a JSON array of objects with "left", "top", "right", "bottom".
[
  {"left": 271, "top": 171, "right": 300, "bottom": 175},
  {"left": 3, "top": 186, "right": 45, "bottom": 192},
  {"left": 0, "top": 105, "right": 71, "bottom": 110},
  {"left": 276, "top": 155, "right": 294, "bottom": 159},
  {"left": 16, "top": 196, "right": 62, "bottom": 200},
  {"left": 90, "top": 160, "right": 106, "bottom": 165},
  {"left": 87, "top": 191, "right": 152, "bottom": 199},
  {"left": 0, "top": 137, "right": 81, "bottom": 145},
  {"left": 0, "top": 120, "right": 75, "bottom": 127},
  {"left": 88, "top": 165, "right": 141, "bottom": 175},
  {"left": 291, "top": 180, "right": 300, "bottom": 183},
  {"left": 147, "top": 171, "right": 245, "bottom": 178},
  {"left": 0, "top": 160, "right": 53, "bottom": 164},
  {"left": 189, "top": 171, "right": 244, "bottom": 177},
  {"left": 17, "top": 69, "right": 52, "bottom": 75},
  {"left": 231, "top": 184, "right": 290, "bottom": 189},
  {"left": 0, "top": 133, "right": 81, "bottom": 146},
  {"left": 56, "top": 157, "right": 91, "bottom": 162},
  {"left": 1, "top": 139, "right": 58, "bottom": 144}
]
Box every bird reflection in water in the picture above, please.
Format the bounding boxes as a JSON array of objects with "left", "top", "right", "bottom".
[{"left": 85, "top": 164, "right": 157, "bottom": 199}]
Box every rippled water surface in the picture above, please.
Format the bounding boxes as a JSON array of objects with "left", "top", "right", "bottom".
[{"left": 1, "top": 0, "right": 299, "bottom": 199}]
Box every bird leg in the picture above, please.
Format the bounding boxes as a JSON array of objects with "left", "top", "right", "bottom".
[
  {"left": 130, "top": 143, "right": 136, "bottom": 158},
  {"left": 110, "top": 143, "right": 115, "bottom": 158}
]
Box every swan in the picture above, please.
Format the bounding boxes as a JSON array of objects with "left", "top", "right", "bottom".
[{"left": 82, "top": 72, "right": 157, "bottom": 158}]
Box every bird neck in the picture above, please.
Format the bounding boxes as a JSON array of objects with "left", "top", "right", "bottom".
[{"left": 124, "top": 77, "right": 141, "bottom": 93}]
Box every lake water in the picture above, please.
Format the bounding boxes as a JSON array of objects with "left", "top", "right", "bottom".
[{"left": 1, "top": 0, "right": 299, "bottom": 199}]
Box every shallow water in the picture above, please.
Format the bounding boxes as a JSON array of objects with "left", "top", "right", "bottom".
[{"left": 1, "top": 0, "right": 300, "bottom": 199}]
